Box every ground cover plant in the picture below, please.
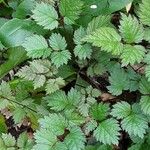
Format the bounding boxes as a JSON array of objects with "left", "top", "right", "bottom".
[{"left": 0, "top": 0, "right": 150, "bottom": 149}]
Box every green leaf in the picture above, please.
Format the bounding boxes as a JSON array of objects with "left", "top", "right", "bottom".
[
  {"left": 86, "top": 15, "right": 112, "bottom": 35},
  {"left": 17, "top": 132, "right": 34, "bottom": 149},
  {"left": 83, "top": 27, "right": 123, "bottom": 55},
  {"left": 139, "top": 0, "right": 150, "bottom": 26},
  {"left": 2, "top": 133, "right": 16, "bottom": 147},
  {"left": 90, "top": 103, "right": 110, "bottom": 121},
  {"left": 32, "top": 2, "right": 58, "bottom": 30},
  {"left": 39, "top": 113, "right": 68, "bottom": 135},
  {"left": 145, "top": 65, "right": 150, "bottom": 82},
  {"left": 0, "top": 47, "right": 27, "bottom": 80},
  {"left": 140, "top": 96, "right": 150, "bottom": 115},
  {"left": 121, "top": 45, "right": 145, "bottom": 66},
  {"left": 74, "top": 44, "right": 92, "bottom": 60},
  {"left": 107, "top": 66, "right": 130, "bottom": 96},
  {"left": 51, "top": 50, "right": 71, "bottom": 68},
  {"left": 46, "top": 77, "right": 65, "bottom": 94},
  {"left": 94, "top": 119, "right": 120, "bottom": 145},
  {"left": 0, "top": 19, "right": 32, "bottom": 48},
  {"left": 59, "top": 0, "right": 83, "bottom": 25},
  {"left": 121, "top": 112, "right": 148, "bottom": 138},
  {"left": 12, "top": 107, "right": 26, "bottom": 124},
  {"left": 45, "top": 90, "right": 68, "bottom": 111},
  {"left": 84, "top": 120, "right": 97, "bottom": 135},
  {"left": 144, "top": 28, "right": 150, "bottom": 42},
  {"left": 111, "top": 101, "right": 131, "bottom": 119},
  {"left": 64, "top": 110, "right": 85, "bottom": 126},
  {"left": 139, "top": 77, "right": 150, "bottom": 94},
  {"left": 33, "top": 129, "right": 58, "bottom": 150},
  {"left": 12, "top": 0, "right": 35, "bottom": 19},
  {"left": 65, "top": 127, "right": 86, "bottom": 150},
  {"left": 16, "top": 59, "right": 56, "bottom": 89},
  {"left": 119, "top": 14, "right": 144, "bottom": 43},
  {"left": 74, "top": 27, "right": 86, "bottom": 45},
  {"left": 0, "top": 114, "right": 7, "bottom": 134},
  {"left": 49, "top": 33, "right": 67, "bottom": 51},
  {"left": 22, "top": 34, "right": 51, "bottom": 58}
]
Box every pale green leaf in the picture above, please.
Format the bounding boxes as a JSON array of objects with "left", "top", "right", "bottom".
[{"left": 32, "top": 2, "right": 58, "bottom": 30}]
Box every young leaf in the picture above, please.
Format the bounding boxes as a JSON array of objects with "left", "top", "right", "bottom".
[
  {"left": 94, "top": 119, "right": 120, "bottom": 145},
  {"left": 32, "top": 2, "right": 58, "bottom": 30}
]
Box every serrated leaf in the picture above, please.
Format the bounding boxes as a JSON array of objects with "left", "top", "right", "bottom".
[
  {"left": 46, "top": 77, "right": 65, "bottom": 94},
  {"left": 74, "top": 27, "right": 86, "bottom": 45},
  {"left": 39, "top": 113, "right": 68, "bottom": 135},
  {"left": 121, "top": 45, "right": 145, "bottom": 66},
  {"left": 140, "top": 96, "right": 150, "bottom": 115},
  {"left": 86, "top": 15, "right": 112, "bottom": 35},
  {"left": 45, "top": 90, "right": 68, "bottom": 111},
  {"left": 121, "top": 113, "right": 148, "bottom": 138},
  {"left": 94, "top": 119, "right": 120, "bottom": 145},
  {"left": 65, "top": 127, "right": 86, "bottom": 150},
  {"left": 51, "top": 50, "right": 71, "bottom": 68},
  {"left": 90, "top": 103, "right": 110, "bottom": 121},
  {"left": 84, "top": 120, "right": 97, "bottom": 135},
  {"left": 111, "top": 101, "right": 131, "bottom": 119},
  {"left": 74, "top": 44, "right": 92, "bottom": 60},
  {"left": 107, "top": 66, "right": 130, "bottom": 96},
  {"left": 17, "top": 132, "right": 34, "bottom": 149},
  {"left": 139, "top": 0, "right": 150, "bottom": 26},
  {"left": 139, "top": 77, "right": 150, "bottom": 94},
  {"left": 59, "top": 0, "right": 83, "bottom": 25},
  {"left": 83, "top": 27, "right": 123, "bottom": 55},
  {"left": 49, "top": 33, "right": 67, "bottom": 51},
  {"left": 22, "top": 34, "right": 51, "bottom": 58},
  {"left": 12, "top": 107, "right": 26, "bottom": 124},
  {"left": 2, "top": 133, "right": 16, "bottom": 147},
  {"left": 119, "top": 14, "right": 144, "bottom": 43},
  {"left": 33, "top": 129, "right": 57, "bottom": 150},
  {"left": 32, "top": 2, "right": 58, "bottom": 30}
]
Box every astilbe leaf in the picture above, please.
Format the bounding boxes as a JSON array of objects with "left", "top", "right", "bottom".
[
  {"left": 139, "top": 0, "right": 150, "bottom": 26},
  {"left": 86, "top": 15, "right": 112, "bottom": 35},
  {"left": 94, "top": 118, "right": 120, "bottom": 145},
  {"left": 120, "top": 45, "right": 145, "bottom": 66},
  {"left": 59, "top": 0, "right": 83, "bottom": 25},
  {"left": 83, "top": 27, "right": 123, "bottom": 55},
  {"left": 111, "top": 101, "right": 131, "bottom": 119},
  {"left": 32, "top": 2, "right": 58, "bottom": 30},
  {"left": 119, "top": 13, "right": 144, "bottom": 43},
  {"left": 22, "top": 34, "right": 51, "bottom": 58}
]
